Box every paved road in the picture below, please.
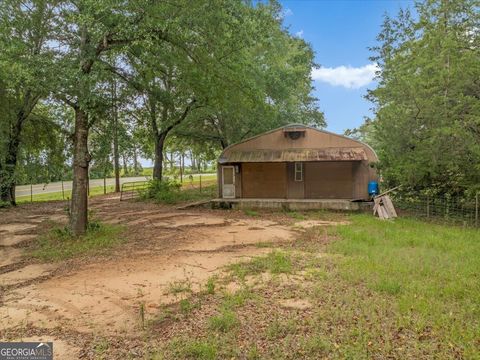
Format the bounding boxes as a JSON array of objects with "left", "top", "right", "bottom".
[
  {"left": 15, "top": 176, "right": 152, "bottom": 197},
  {"left": 15, "top": 173, "right": 217, "bottom": 197}
]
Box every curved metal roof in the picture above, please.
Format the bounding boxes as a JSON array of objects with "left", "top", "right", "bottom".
[{"left": 219, "top": 124, "right": 378, "bottom": 162}]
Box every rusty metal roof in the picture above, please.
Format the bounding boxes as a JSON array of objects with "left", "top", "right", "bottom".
[{"left": 219, "top": 147, "right": 368, "bottom": 163}]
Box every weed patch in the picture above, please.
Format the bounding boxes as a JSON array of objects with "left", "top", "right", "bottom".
[
  {"left": 285, "top": 211, "right": 306, "bottom": 220},
  {"left": 243, "top": 209, "right": 259, "bottom": 217},
  {"left": 168, "top": 338, "right": 217, "bottom": 360},
  {"left": 228, "top": 250, "right": 292, "bottom": 279},
  {"left": 208, "top": 309, "right": 238, "bottom": 332},
  {"left": 32, "top": 222, "right": 124, "bottom": 261},
  {"left": 141, "top": 179, "right": 216, "bottom": 204}
]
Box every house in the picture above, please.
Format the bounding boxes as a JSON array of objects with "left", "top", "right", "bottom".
[{"left": 217, "top": 124, "right": 378, "bottom": 202}]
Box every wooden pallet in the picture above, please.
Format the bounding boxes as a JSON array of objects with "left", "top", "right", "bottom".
[{"left": 373, "top": 194, "right": 398, "bottom": 220}]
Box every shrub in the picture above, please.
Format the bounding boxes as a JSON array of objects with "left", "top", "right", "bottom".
[{"left": 142, "top": 179, "right": 182, "bottom": 204}]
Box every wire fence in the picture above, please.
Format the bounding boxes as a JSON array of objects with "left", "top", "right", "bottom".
[{"left": 391, "top": 192, "right": 479, "bottom": 227}]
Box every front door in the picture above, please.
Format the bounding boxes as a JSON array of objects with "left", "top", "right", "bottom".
[{"left": 222, "top": 166, "right": 235, "bottom": 198}]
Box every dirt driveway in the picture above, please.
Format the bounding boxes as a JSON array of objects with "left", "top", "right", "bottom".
[{"left": 0, "top": 195, "right": 340, "bottom": 358}]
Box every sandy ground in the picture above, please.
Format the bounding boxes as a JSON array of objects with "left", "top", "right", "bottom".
[{"left": 0, "top": 195, "right": 343, "bottom": 358}]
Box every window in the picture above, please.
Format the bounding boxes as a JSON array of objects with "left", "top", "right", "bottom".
[{"left": 294, "top": 162, "right": 303, "bottom": 182}]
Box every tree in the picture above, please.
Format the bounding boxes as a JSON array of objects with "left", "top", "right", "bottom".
[
  {"left": 51, "top": 0, "right": 155, "bottom": 235},
  {"left": 181, "top": 1, "right": 325, "bottom": 149},
  {"left": 0, "top": 0, "right": 56, "bottom": 204},
  {"left": 367, "top": 0, "right": 480, "bottom": 195}
]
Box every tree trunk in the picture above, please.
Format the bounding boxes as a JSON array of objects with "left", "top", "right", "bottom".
[
  {"left": 70, "top": 108, "right": 90, "bottom": 236},
  {"left": 112, "top": 80, "right": 120, "bottom": 192},
  {"left": 1, "top": 125, "right": 22, "bottom": 205},
  {"left": 0, "top": 94, "right": 38, "bottom": 205},
  {"left": 153, "top": 133, "right": 167, "bottom": 180}
]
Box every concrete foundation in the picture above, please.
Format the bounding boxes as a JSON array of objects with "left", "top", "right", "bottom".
[{"left": 211, "top": 198, "right": 373, "bottom": 212}]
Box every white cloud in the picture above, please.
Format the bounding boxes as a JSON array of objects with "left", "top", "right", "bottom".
[
  {"left": 295, "top": 30, "right": 304, "bottom": 38},
  {"left": 311, "top": 63, "right": 380, "bottom": 89}
]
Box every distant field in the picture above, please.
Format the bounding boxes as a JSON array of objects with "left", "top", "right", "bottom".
[{"left": 16, "top": 174, "right": 217, "bottom": 203}]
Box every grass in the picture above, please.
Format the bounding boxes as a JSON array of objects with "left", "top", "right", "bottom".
[
  {"left": 167, "top": 338, "right": 218, "bottom": 360},
  {"left": 208, "top": 309, "right": 239, "bottom": 332},
  {"left": 16, "top": 185, "right": 116, "bottom": 203},
  {"left": 327, "top": 214, "right": 480, "bottom": 357},
  {"left": 205, "top": 277, "right": 216, "bottom": 295},
  {"left": 228, "top": 250, "right": 292, "bottom": 280},
  {"left": 243, "top": 209, "right": 259, "bottom": 217},
  {"left": 32, "top": 222, "right": 124, "bottom": 261},
  {"left": 167, "top": 279, "right": 193, "bottom": 295},
  {"left": 149, "top": 213, "right": 480, "bottom": 359},
  {"left": 176, "top": 184, "right": 217, "bottom": 202},
  {"left": 142, "top": 180, "right": 217, "bottom": 204}
]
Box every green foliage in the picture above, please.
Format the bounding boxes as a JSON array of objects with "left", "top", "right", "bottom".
[
  {"left": 266, "top": 318, "right": 298, "bottom": 339},
  {"left": 205, "top": 277, "right": 216, "bottom": 295},
  {"left": 142, "top": 180, "right": 217, "bottom": 204},
  {"left": 243, "top": 209, "right": 259, "bottom": 217},
  {"left": 142, "top": 179, "right": 182, "bottom": 204},
  {"left": 221, "top": 288, "right": 254, "bottom": 310},
  {"left": 228, "top": 251, "right": 292, "bottom": 279},
  {"left": 168, "top": 338, "right": 217, "bottom": 360},
  {"left": 365, "top": 0, "right": 480, "bottom": 196},
  {"left": 208, "top": 310, "right": 239, "bottom": 333},
  {"left": 328, "top": 214, "right": 480, "bottom": 356},
  {"left": 0, "top": 0, "right": 323, "bottom": 212},
  {"left": 32, "top": 223, "right": 124, "bottom": 261},
  {"left": 150, "top": 212, "right": 480, "bottom": 359},
  {"left": 179, "top": 299, "right": 194, "bottom": 314},
  {"left": 167, "top": 279, "right": 193, "bottom": 295}
]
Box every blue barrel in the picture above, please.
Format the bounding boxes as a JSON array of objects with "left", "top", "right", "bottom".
[{"left": 368, "top": 181, "right": 379, "bottom": 197}]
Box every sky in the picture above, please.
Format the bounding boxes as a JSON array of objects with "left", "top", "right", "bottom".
[{"left": 280, "top": 0, "right": 414, "bottom": 134}]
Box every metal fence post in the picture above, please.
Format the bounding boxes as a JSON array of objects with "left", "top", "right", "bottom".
[
  {"left": 199, "top": 174, "right": 202, "bottom": 193},
  {"left": 30, "top": 183, "right": 33, "bottom": 203},
  {"left": 61, "top": 180, "right": 65, "bottom": 200}
]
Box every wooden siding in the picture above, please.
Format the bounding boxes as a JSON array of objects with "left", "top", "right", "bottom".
[
  {"left": 217, "top": 126, "right": 378, "bottom": 201},
  {"left": 242, "top": 163, "right": 287, "bottom": 198},
  {"left": 305, "top": 162, "right": 353, "bottom": 199}
]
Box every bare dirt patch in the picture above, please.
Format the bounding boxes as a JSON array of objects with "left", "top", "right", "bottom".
[
  {"left": 0, "top": 197, "right": 319, "bottom": 335},
  {"left": 0, "top": 248, "right": 23, "bottom": 268},
  {"left": 278, "top": 298, "right": 312, "bottom": 310},
  {"left": 0, "top": 264, "right": 57, "bottom": 287},
  {"left": 0, "top": 196, "right": 349, "bottom": 357},
  {"left": 293, "top": 219, "right": 350, "bottom": 228}
]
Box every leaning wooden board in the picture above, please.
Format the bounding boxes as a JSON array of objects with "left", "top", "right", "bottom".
[{"left": 373, "top": 194, "right": 397, "bottom": 220}]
